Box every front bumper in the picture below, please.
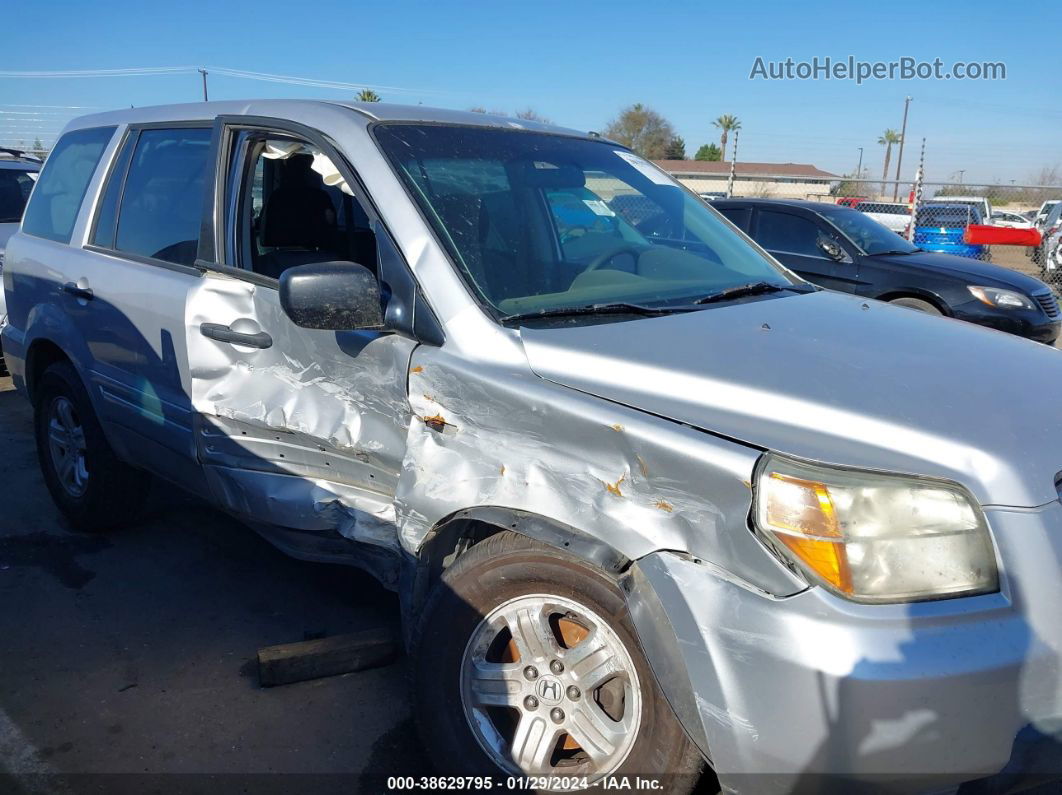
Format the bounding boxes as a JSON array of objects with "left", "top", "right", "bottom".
[
  {"left": 951, "top": 298, "right": 1060, "bottom": 344},
  {"left": 628, "top": 502, "right": 1062, "bottom": 794}
]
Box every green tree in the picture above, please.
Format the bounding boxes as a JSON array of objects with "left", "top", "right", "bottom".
[
  {"left": 694, "top": 143, "right": 722, "bottom": 162},
  {"left": 664, "top": 136, "right": 686, "bottom": 160},
  {"left": 356, "top": 89, "right": 381, "bottom": 102},
  {"left": 31, "top": 136, "right": 48, "bottom": 161},
  {"left": 603, "top": 103, "right": 677, "bottom": 160},
  {"left": 712, "top": 114, "right": 741, "bottom": 162},
  {"left": 878, "top": 129, "right": 901, "bottom": 194}
]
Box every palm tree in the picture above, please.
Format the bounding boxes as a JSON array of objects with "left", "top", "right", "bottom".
[
  {"left": 712, "top": 115, "right": 741, "bottom": 162},
  {"left": 356, "top": 89, "right": 381, "bottom": 102},
  {"left": 878, "top": 129, "right": 901, "bottom": 196}
]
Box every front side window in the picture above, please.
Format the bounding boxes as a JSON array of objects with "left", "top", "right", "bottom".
[
  {"left": 374, "top": 124, "right": 798, "bottom": 318},
  {"left": 232, "top": 136, "right": 377, "bottom": 280},
  {"left": 754, "top": 210, "right": 823, "bottom": 257},
  {"left": 21, "top": 126, "right": 115, "bottom": 243},
  {"left": 113, "top": 128, "right": 212, "bottom": 265},
  {"left": 819, "top": 206, "right": 918, "bottom": 255}
]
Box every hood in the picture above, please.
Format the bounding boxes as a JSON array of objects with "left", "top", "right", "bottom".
[
  {"left": 871, "top": 250, "right": 1050, "bottom": 293},
  {"left": 520, "top": 291, "right": 1062, "bottom": 507}
]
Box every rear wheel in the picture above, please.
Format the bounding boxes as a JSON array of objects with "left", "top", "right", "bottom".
[
  {"left": 412, "top": 532, "right": 703, "bottom": 792},
  {"left": 888, "top": 296, "right": 941, "bottom": 315},
  {"left": 34, "top": 361, "right": 150, "bottom": 531}
]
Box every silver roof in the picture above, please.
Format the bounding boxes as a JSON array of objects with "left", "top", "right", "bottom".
[{"left": 64, "top": 99, "right": 593, "bottom": 139}]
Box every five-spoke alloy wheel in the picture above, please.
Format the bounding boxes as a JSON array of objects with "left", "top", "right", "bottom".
[{"left": 413, "top": 531, "right": 702, "bottom": 792}]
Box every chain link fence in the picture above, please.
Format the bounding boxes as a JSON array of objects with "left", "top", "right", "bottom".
[{"left": 806, "top": 179, "right": 1062, "bottom": 290}]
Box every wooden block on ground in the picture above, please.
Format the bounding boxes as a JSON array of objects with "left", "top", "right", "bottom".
[{"left": 257, "top": 626, "right": 399, "bottom": 687}]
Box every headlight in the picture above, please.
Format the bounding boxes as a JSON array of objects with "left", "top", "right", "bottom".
[
  {"left": 967, "top": 285, "right": 1034, "bottom": 310},
  {"left": 753, "top": 454, "right": 998, "bottom": 603}
]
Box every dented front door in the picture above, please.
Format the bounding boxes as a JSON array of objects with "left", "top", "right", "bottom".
[
  {"left": 187, "top": 274, "right": 415, "bottom": 548},
  {"left": 184, "top": 119, "right": 417, "bottom": 552}
]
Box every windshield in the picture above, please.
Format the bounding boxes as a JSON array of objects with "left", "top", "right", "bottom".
[
  {"left": 0, "top": 168, "right": 36, "bottom": 223},
  {"left": 373, "top": 124, "right": 799, "bottom": 318},
  {"left": 818, "top": 205, "right": 918, "bottom": 255}
]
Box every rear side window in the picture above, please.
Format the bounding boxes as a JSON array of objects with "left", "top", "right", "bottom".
[
  {"left": 754, "top": 210, "right": 822, "bottom": 256},
  {"left": 21, "top": 126, "right": 115, "bottom": 243},
  {"left": 113, "top": 128, "right": 212, "bottom": 265},
  {"left": 716, "top": 207, "right": 751, "bottom": 231}
]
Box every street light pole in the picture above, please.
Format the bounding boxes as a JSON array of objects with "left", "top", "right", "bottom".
[
  {"left": 198, "top": 68, "right": 209, "bottom": 102},
  {"left": 892, "top": 96, "right": 912, "bottom": 200},
  {"left": 957, "top": 170, "right": 965, "bottom": 185},
  {"left": 856, "top": 146, "right": 863, "bottom": 180}
]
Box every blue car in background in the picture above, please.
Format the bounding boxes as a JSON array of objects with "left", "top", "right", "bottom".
[{"left": 913, "top": 202, "right": 987, "bottom": 260}]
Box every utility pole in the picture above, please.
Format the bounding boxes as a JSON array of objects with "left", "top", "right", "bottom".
[
  {"left": 726, "top": 130, "right": 739, "bottom": 198},
  {"left": 855, "top": 146, "right": 863, "bottom": 181},
  {"left": 957, "top": 170, "right": 965, "bottom": 185},
  {"left": 892, "top": 96, "right": 912, "bottom": 200},
  {"left": 198, "top": 68, "right": 209, "bottom": 102}
]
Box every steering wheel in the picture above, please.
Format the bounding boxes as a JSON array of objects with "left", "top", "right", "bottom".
[{"left": 584, "top": 242, "right": 646, "bottom": 272}]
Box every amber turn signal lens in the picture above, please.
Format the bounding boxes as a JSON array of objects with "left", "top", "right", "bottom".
[{"left": 762, "top": 473, "right": 853, "bottom": 594}]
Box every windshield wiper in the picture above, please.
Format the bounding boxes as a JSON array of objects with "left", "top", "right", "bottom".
[
  {"left": 499, "top": 302, "right": 687, "bottom": 323},
  {"left": 870, "top": 249, "right": 919, "bottom": 256},
  {"left": 693, "top": 281, "right": 803, "bottom": 305}
]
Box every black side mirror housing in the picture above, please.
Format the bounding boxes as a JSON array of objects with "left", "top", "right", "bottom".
[
  {"left": 817, "top": 236, "right": 847, "bottom": 262},
  {"left": 279, "top": 261, "right": 385, "bottom": 331}
]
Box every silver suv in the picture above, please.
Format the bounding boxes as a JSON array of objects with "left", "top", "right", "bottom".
[{"left": 4, "top": 101, "right": 1062, "bottom": 792}]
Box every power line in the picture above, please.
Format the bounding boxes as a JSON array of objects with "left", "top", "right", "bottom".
[{"left": 0, "top": 65, "right": 434, "bottom": 94}]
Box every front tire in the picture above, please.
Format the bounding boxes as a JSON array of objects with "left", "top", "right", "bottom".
[
  {"left": 34, "top": 361, "right": 150, "bottom": 532},
  {"left": 412, "top": 532, "right": 703, "bottom": 791}
]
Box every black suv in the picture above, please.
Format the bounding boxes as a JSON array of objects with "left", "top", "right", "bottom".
[{"left": 714, "top": 199, "right": 1060, "bottom": 344}]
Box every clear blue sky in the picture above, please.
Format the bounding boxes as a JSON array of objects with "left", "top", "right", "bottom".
[{"left": 3, "top": 0, "right": 1059, "bottom": 184}]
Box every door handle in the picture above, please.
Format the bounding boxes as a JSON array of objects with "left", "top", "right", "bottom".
[
  {"left": 62, "top": 282, "right": 93, "bottom": 300},
  {"left": 200, "top": 322, "right": 273, "bottom": 349}
]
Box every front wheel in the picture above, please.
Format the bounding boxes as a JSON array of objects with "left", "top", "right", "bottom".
[{"left": 412, "top": 532, "right": 703, "bottom": 792}]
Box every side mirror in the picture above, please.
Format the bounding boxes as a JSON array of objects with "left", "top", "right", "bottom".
[
  {"left": 817, "top": 236, "right": 846, "bottom": 262},
  {"left": 279, "top": 261, "right": 385, "bottom": 330}
]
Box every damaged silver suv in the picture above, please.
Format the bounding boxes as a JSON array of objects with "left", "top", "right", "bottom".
[{"left": 5, "top": 101, "right": 1062, "bottom": 792}]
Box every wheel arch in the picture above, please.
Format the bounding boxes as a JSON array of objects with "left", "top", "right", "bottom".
[
  {"left": 402, "top": 507, "right": 631, "bottom": 642},
  {"left": 25, "top": 337, "right": 75, "bottom": 402},
  {"left": 874, "top": 289, "right": 951, "bottom": 316}
]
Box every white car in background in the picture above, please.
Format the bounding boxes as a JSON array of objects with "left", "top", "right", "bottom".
[
  {"left": 990, "top": 210, "right": 1034, "bottom": 229},
  {"left": 1034, "top": 200, "right": 1060, "bottom": 231},
  {"left": 926, "top": 195, "right": 993, "bottom": 223},
  {"left": 853, "top": 201, "right": 912, "bottom": 235}
]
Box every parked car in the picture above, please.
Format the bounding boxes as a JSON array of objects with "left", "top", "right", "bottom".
[
  {"left": 925, "top": 194, "right": 993, "bottom": 222},
  {"left": 835, "top": 196, "right": 868, "bottom": 207},
  {"left": 697, "top": 191, "right": 726, "bottom": 201},
  {"left": 990, "top": 210, "right": 1034, "bottom": 229},
  {"left": 852, "top": 200, "right": 911, "bottom": 235},
  {"left": 7, "top": 101, "right": 1062, "bottom": 792},
  {"left": 1037, "top": 203, "right": 1062, "bottom": 282},
  {"left": 912, "top": 203, "right": 987, "bottom": 260},
  {"left": 1033, "top": 200, "right": 1060, "bottom": 230},
  {"left": 715, "top": 198, "right": 1058, "bottom": 343},
  {"left": 0, "top": 152, "right": 41, "bottom": 374}
]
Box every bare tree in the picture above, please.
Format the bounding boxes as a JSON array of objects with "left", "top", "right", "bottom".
[
  {"left": 603, "top": 104, "right": 677, "bottom": 160},
  {"left": 515, "top": 108, "right": 551, "bottom": 123}
]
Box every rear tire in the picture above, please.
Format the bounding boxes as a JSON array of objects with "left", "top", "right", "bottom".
[
  {"left": 412, "top": 531, "right": 704, "bottom": 792},
  {"left": 34, "top": 361, "right": 150, "bottom": 532},
  {"left": 889, "top": 296, "right": 942, "bottom": 315}
]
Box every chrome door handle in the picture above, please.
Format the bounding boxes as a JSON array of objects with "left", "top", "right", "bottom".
[{"left": 200, "top": 322, "right": 273, "bottom": 349}]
